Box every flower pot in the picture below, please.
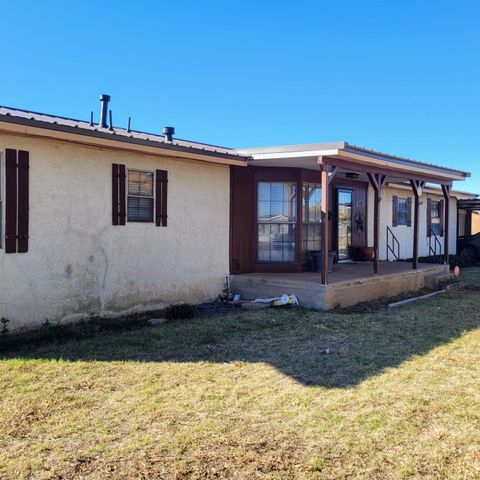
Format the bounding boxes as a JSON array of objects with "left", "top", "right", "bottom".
[
  {"left": 360, "top": 246, "right": 374, "bottom": 261},
  {"left": 311, "top": 250, "right": 336, "bottom": 273}
]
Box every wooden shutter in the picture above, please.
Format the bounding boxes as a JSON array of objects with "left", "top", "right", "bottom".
[
  {"left": 5, "top": 149, "right": 18, "bottom": 253},
  {"left": 119, "top": 165, "right": 126, "bottom": 225},
  {"left": 392, "top": 195, "right": 398, "bottom": 227},
  {"left": 5, "top": 149, "right": 29, "bottom": 253},
  {"left": 406, "top": 197, "right": 412, "bottom": 227},
  {"left": 112, "top": 164, "right": 119, "bottom": 225},
  {"left": 155, "top": 170, "right": 168, "bottom": 227},
  {"left": 112, "top": 164, "right": 126, "bottom": 225},
  {"left": 427, "top": 198, "right": 432, "bottom": 237},
  {"left": 17, "top": 151, "right": 29, "bottom": 252},
  {"left": 439, "top": 199, "right": 444, "bottom": 237}
]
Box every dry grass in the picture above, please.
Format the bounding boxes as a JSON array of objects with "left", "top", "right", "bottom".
[{"left": 1, "top": 269, "right": 480, "bottom": 479}]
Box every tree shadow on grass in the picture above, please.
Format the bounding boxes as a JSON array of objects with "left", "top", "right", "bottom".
[{"left": 2, "top": 290, "right": 480, "bottom": 388}]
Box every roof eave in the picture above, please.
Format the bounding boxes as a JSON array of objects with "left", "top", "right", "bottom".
[
  {"left": 0, "top": 115, "right": 249, "bottom": 166},
  {"left": 342, "top": 144, "right": 470, "bottom": 178}
]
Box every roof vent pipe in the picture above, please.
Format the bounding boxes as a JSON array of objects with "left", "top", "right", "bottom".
[
  {"left": 99, "top": 94, "right": 110, "bottom": 128},
  {"left": 163, "top": 126, "right": 175, "bottom": 142}
]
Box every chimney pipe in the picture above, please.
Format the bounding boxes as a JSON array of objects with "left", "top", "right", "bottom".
[
  {"left": 163, "top": 126, "right": 175, "bottom": 142},
  {"left": 99, "top": 94, "right": 110, "bottom": 128}
]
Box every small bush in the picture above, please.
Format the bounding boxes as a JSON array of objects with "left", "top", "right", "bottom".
[{"left": 164, "top": 303, "right": 198, "bottom": 321}]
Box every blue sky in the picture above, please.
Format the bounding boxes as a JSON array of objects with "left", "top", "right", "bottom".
[{"left": 1, "top": 1, "right": 479, "bottom": 192}]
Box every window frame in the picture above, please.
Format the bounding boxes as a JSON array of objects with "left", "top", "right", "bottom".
[
  {"left": 256, "top": 181, "right": 298, "bottom": 264},
  {"left": 302, "top": 182, "right": 322, "bottom": 260},
  {"left": 396, "top": 196, "right": 409, "bottom": 226},
  {"left": 126, "top": 168, "right": 155, "bottom": 223},
  {"left": 430, "top": 199, "right": 443, "bottom": 236},
  {"left": 431, "top": 200, "right": 440, "bottom": 220}
]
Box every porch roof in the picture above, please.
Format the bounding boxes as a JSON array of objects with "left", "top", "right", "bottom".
[
  {"left": 458, "top": 198, "right": 480, "bottom": 211},
  {"left": 236, "top": 141, "right": 470, "bottom": 184}
]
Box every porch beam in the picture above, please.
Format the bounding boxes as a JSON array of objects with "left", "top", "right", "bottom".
[
  {"left": 320, "top": 162, "right": 330, "bottom": 285},
  {"left": 410, "top": 180, "right": 425, "bottom": 269},
  {"left": 441, "top": 183, "right": 452, "bottom": 265},
  {"left": 321, "top": 156, "right": 455, "bottom": 185},
  {"left": 318, "top": 156, "right": 338, "bottom": 185},
  {"left": 328, "top": 165, "right": 337, "bottom": 185},
  {"left": 367, "top": 173, "right": 387, "bottom": 274}
]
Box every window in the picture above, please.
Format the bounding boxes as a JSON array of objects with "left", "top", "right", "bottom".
[
  {"left": 302, "top": 183, "right": 322, "bottom": 260},
  {"left": 430, "top": 199, "right": 443, "bottom": 236},
  {"left": 127, "top": 170, "right": 154, "bottom": 222},
  {"left": 257, "top": 182, "right": 297, "bottom": 262},
  {"left": 393, "top": 195, "right": 411, "bottom": 227},
  {"left": 396, "top": 197, "right": 409, "bottom": 226},
  {"left": 431, "top": 200, "right": 440, "bottom": 219}
]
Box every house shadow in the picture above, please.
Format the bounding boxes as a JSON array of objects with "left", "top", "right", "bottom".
[{"left": 2, "top": 292, "right": 480, "bottom": 388}]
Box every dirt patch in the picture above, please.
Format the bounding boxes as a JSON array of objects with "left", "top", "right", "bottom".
[
  {"left": 333, "top": 288, "right": 438, "bottom": 314},
  {"left": 196, "top": 300, "right": 238, "bottom": 318}
]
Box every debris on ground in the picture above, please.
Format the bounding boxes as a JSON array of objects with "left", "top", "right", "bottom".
[
  {"left": 239, "top": 294, "right": 300, "bottom": 310},
  {"left": 252, "top": 294, "right": 299, "bottom": 307},
  {"left": 388, "top": 290, "right": 447, "bottom": 308}
]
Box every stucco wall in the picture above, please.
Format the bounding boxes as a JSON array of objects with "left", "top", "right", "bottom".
[
  {"left": 367, "top": 185, "right": 457, "bottom": 260},
  {"left": 0, "top": 134, "right": 230, "bottom": 330}
]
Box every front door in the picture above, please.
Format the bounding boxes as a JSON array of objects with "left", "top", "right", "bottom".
[{"left": 336, "top": 188, "right": 353, "bottom": 260}]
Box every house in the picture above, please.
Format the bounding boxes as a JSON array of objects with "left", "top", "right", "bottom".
[
  {"left": 458, "top": 197, "right": 480, "bottom": 237},
  {"left": 229, "top": 143, "right": 474, "bottom": 308},
  {"left": 474, "top": 212, "right": 480, "bottom": 234},
  {"left": 0, "top": 96, "right": 474, "bottom": 330}
]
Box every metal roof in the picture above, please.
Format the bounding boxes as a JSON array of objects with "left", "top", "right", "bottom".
[
  {"left": 390, "top": 182, "right": 478, "bottom": 199},
  {"left": 0, "top": 105, "right": 250, "bottom": 162},
  {"left": 0, "top": 104, "right": 473, "bottom": 179},
  {"left": 237, "top": 141, "right": 470, "bottom": 177}
]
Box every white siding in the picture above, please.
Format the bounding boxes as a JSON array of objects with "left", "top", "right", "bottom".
[{"left": 367, "top": 185, "right": 457, "bottom": 260}]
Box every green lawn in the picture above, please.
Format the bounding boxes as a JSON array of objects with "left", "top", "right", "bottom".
[{"left": 1, "top": 269, "right": 480, "bottom": 479}]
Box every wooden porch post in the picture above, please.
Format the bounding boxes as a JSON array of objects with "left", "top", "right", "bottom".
[
  {"left": 442, "top": 184, "right": 452, "bottom": 265},
  {"left": 318, "top": 158, "right": 336, "bottom": 285},
  {"left": 320, "top": 162, "right": 329, "bottom": 285},
  {"left": 367, "top": 173, "right": 388, "bottom": 274},
  {"left": 410, "top": 180, "right": 425, "bottom": 269}
]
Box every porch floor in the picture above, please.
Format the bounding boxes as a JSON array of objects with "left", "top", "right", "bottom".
[{"left": 231, "top": 262, "right": 449, "bottom": 310}]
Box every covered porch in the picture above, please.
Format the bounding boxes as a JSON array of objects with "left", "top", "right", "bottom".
[
  {"left": 231, "top": 262, "right": 449, "bottom": 310},
  {"left": 234, "top": 142, "right": 467, "bottom": 285}
]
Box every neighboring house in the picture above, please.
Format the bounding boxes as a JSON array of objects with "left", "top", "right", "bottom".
[
  {"left": 0, "top": 96, "right": 474, "bottom": 329},
  {"left": 458, "top": 198, "right": 480, "bottom": 237},
  {"left": 474, "top": 212, "right": 480, "bottom": 235}
]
